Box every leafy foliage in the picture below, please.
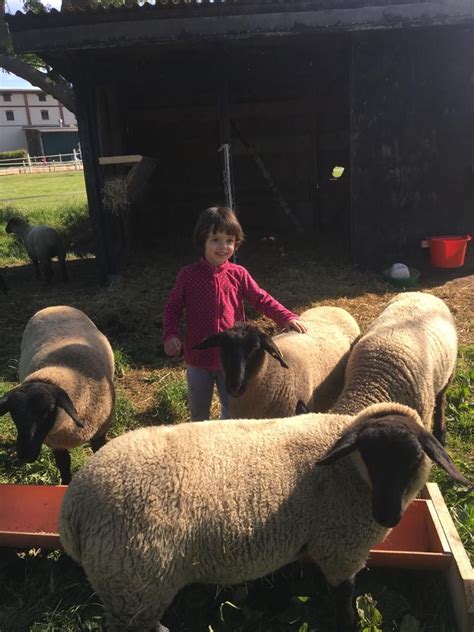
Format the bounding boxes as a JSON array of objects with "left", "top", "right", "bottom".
[
  {"left": 356, "top": 594, "right": 383, "bottom": 631},
  {"left": 0, "top": 148, "right": 28, "bottom": 160}
]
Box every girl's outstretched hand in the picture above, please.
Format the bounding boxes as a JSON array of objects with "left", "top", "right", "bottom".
[
  {"left": 286, "top": 319, "right": 308, "bottom": 333},
  {"left": 164, "top": 336, "right": 182, "bottom": 356}
]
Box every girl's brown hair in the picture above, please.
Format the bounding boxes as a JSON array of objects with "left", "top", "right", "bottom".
[{"left": 193, "top": 206, "right": 245, "bottom": 253}]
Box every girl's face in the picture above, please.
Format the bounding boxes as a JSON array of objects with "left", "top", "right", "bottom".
[{"left": 204, "top": 230, "right": 236, "bottom": 267}]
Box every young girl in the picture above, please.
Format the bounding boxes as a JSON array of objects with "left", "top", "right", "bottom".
[{"left": 163, "top": 206, "right": 307, "bottom": 421}]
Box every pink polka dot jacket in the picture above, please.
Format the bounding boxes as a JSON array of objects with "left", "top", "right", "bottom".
[{"left": 163, "top": 257, "right": 298, "bottom": 370}]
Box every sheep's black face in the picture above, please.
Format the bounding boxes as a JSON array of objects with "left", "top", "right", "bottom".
[
  {"left": 193, "top": 324, "right": 273, "bottom": 397},
  {"left": 221, "top": 329, "right": 264, "bottom": 397},
  {"left": 5, "top": 218, "right": 27, "bottom": 235},
  {"left": 7, "top": 384, "right": 57, "bottom": 463},
  {"left": 358, "top": 423, "right": 425, "bottom": 528}
]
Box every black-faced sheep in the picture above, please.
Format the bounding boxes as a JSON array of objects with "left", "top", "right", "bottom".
[
  {"left": 194, "top": 306, "right": 360, "bottom": 418},
  {"left": 0, "top": 305, "right": 115, "bottom": 483},
  {"left": 5, "top": 217, "right": 68, "bottom": 283},
  {"left": 59, "top": 402, "right": 470, "bottom": 632},
  {"left": 330, "top": 292, "right": 458, "bottom": 445}
]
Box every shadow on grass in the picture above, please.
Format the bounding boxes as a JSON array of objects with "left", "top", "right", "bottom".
[{"left": 0, "top": 551, "right": 457, "bottom": 632}]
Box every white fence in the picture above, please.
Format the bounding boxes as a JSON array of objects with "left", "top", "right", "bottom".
[{"left": 0, "top": 150, "right": 83, "bottom": 175}]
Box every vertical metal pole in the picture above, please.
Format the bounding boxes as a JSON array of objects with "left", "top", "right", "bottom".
[{"left": 217, "top": 78, "right": 235, "bottom": 212}]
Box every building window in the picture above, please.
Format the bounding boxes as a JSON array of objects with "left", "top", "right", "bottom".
[
  {"left": 41, "top": 110, "right": 50, "bottom": 121},
  {"left": 3, "top": 92, "right": 12, "bottom": 102},
  {"left": 38, "top": 93, "right": 47, "bottom": 102},
  {"left": 5, "top": 110, "right": 14, "bottom": 121}
]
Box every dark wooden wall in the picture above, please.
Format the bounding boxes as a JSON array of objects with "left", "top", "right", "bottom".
[
  {"left": 74, "top": 24, "right": 473, "bottom": 270},
  {"left": 351, "top": 26, "right": 474, "bottom": 265},
  {"left": 97, "top": 36, "right": 351, "bottom": 253}
]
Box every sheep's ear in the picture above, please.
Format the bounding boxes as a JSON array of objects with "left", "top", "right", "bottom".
[
  {"left": 50, "top": 385, "right": 84, "bottom": 428},
  {"left": 259, "top": 335, "right": 289, "bottom": 368},
  {"left": 193, "top": 333, "right": 225, "bottom": 350},
  {"left": 317, "top": 430, "right": 359, "bottom": 466},
  {"left": 419, "top": 428, "right": 472, "bottom": 486},
  {"left": 0, "top": 390, "right": 12, "bottom": 415},
  {"left": 295, "top": 400, "right": 309, "bottom": 415}
]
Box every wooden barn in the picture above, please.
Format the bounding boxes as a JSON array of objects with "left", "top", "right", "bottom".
[{"left": 6, "top": 0, "right": 474, "bottom": 282}]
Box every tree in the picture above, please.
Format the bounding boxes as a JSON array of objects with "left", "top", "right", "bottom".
[{"left": 0, "top": 0, "right": 76, "bottom": 112}]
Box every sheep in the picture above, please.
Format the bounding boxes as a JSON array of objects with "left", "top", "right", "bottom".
[
  {"left": 330, "top": 292, "right": 458, "bottom": 445},
  {"left": 194, "top": 306, "right": 360, "bottom": 418},
  {"left": 0, "top": 305, "right": 115, "bottom": 484},
  {"left": 59, "top": 401, "right": 470, "bottom": 632},
  {"left": 5, "top": 217, "right": 68, "bottom": 282}
]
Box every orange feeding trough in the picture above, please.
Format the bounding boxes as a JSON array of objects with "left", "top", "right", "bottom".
[
  {"left": 368, "top": 497, "right": 451, "bottom": 570},
  {"left": 0, "top": 484, "right": 67, "bottom": 549}
]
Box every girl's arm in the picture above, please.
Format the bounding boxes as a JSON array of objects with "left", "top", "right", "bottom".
[
  {"left": 240, "top": 268, "right": 307, "bottom": 331},
  {"left": 163, "top": 269, "right": 186, "bottom": 353}
]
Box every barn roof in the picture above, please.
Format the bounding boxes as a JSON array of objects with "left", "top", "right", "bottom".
[{"left": 7, "top": 0, "right": 474, "bottom": 54}]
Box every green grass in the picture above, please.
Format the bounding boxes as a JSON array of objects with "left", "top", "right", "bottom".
[
  {"left": 0, "top": 172, "right": 86, "bottom": 213},
  {"left": 431, "top": 345, "right": 474, "bottom": 561},
  {"left": 152, "top": 372, "right": 190, "bottom": 424}
]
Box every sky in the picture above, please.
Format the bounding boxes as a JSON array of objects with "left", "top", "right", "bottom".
[{"left": 1, "top": 0, "right": 62, "bottom": 89}]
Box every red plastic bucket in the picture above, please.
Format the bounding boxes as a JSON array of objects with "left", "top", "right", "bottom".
[{"left": 428, "top": 234, "right": 472, "bottom": 268}]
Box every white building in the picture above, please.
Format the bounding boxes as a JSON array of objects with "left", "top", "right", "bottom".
[{"left": 0, "top": 87, "right": 78, "bottom": 155}]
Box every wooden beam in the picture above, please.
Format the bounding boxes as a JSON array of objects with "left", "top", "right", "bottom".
[
  {"left": 9, "top": 1, "right": 474, "bottom": 53},
  {"left": 99, "top": 155, "right": 143, "bottom": 165},
  {"left": 422, "top": 483, "right": 474, "bottom": 632}
]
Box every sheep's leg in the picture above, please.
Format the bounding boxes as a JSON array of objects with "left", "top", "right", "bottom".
[
  {"left": 33, "top": 259, "right": 41, "bottom": 280},
  {"left": 433, "top": 374, "right": 453, "bottom": 446},
  {"left": 52, "top": 448, "right": 72, "bottom": 484},
  {"left": 43, "top": 260, "right": 53, "bottom": 284},
  {"left": 334, "top": 576, "right": 356, "bottom": 631},
  {"left": 100, "top": 586, "right": 176, "bottom": 632},
  {"left": 60, "top": 257, "right": 68, "bottom": 282},
  {"left": 90, "top": 434, "right": 107, "bottom": 452}
]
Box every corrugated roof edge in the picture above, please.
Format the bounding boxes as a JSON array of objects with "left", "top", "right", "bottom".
[{"left": 6, "top": 0, "right": 340, "bottom": 25}]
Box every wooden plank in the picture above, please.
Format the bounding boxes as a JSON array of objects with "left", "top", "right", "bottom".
[
  {"left": 422, "top": 483, "right": 474, "bottom": 632},
  {"left": 425, "top": 496, "right": 452, "bottom": 555},
  {"left": 368, "top": 549, "right": 452, "bottom": 571},
  {"left": 98, "top": 155, "right": 143, "bottom": 165}
]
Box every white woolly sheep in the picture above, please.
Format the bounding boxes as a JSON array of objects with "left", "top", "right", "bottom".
[
  {"left": 194, "top": 306, "right": 360, "bottom": 418},
  {"left": 59, "top": 401, "right": 470, "bottom": 632},
  {"left": 6, "top": 217, "right": 68, "bottom": 282},
  {"left": 330, "top": 292, "right": 458, "bottom": 445},
  {"left": 0, "top": 305, "right": 115, "bottom": 484}
]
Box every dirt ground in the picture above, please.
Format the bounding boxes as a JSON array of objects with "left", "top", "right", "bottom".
[{"left": 0, "top": 248, "right": 472, "bottom": 423}]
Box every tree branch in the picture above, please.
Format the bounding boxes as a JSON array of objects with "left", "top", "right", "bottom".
[{"left": 0, "top": 51, "right": 75, "bottom": 112}]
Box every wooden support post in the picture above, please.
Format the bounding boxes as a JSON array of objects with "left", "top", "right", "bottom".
[{"left": 74, "top": 77, "right": 114, "bottom": 285}]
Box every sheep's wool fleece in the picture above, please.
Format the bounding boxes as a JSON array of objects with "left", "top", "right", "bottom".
[
  {"left": 59, "top": 406, "right": 424, "bottom": 628},
  {"left": 230, "top": 306, "right": 360, "bottom": 418},
  {"left": 331, "top": 292, "right": 457, "bottom": 425},
  {"left": 19, "top": 305, "right": 115, "bottom": 449}
]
